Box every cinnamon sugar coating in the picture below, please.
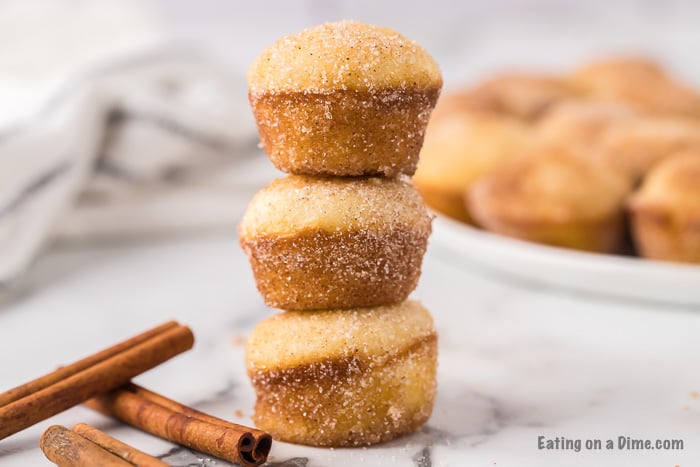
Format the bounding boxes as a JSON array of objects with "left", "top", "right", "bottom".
[
  {"left": 245, "top": 301, "right": 438, "bottom": 446},
  {"left": 251, "top": 88, "right": 438, "bottom": 177},
  {"left": 242, "top": 21, "right": 440, "bottom": 447},
  {"left": 240, "top": 175, "right": 431, "bottom": 237},
  {"left": 239, "top": 176, "right": 431, "bottom": 310},
  {"left": 247, "top": 21, "right": 442, "bottom": 176},
  {"left": 248, "top": 21, "right": 441, "bottom": 94}
]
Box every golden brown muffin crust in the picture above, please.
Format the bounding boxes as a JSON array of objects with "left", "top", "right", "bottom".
[
  {"left": 246, "top": 301, "right": 436, "bottom": 370},
  {"left": 240, "top": 228, "right": 429, "bottom": 310},
  {"left": 463, "top": 73, "right": 576, "bottom": 121},
  {"left": 415, "top": 106, "right": 531, "bottom": 191},
  {"left": 251, "top": 338, "right": 437, "bottom": 447},
  {"left": 536, "top": 99, "right": 639, "bottom": 148},
  {"left": 246, "top": 302, "right": 438, "bottom": 446},
  {"left": 469, "top": 145, "right": 631, "bottom": 252},
  {"left": 629, "top": 151, "right": 700, "bottom": 223},
  {"left": 414, "top": 97, "right": 532, "bottom": 221},
  {"left": 247, "top": 21, "right": 442, "bottom": 177},
  {"left": 570, "top": 57, "right": 700, "bottom": 117},
  {"left": 250, "top": 87, "right": 439, "bottom": 176},
  {"left": 599, "top": 117, "right": 700, "bottom": 181},
  {"left": 240, "top": 175, "right": 431, "bottom": 237},
  {"left": 248, "top": 21, "right": 442, "bottom": 94},
  {"left": 571, "top": 57, "right": 666, "bottom": 89},
  {"left": 239, "top": 176, "right": 432, "bottom": 310},
  {"left": 470, "top": 146, "right": 630, "bottom": 225},
  {"left": 628, "top": 152, "right": 700, "bottom": 262}
]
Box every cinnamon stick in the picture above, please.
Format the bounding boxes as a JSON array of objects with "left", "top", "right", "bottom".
[
  {"left": 40, "top": 425, "right": 133, "bottom": 467},
  {"left": 86, "top": 384, "right": 272, "bottom": 467},
  {"left": 72, "top": 423, "right": 168, "bottom": 467},
  {"left": 124, "top": 383, "right": 271, "bottom": 462},
  {"left": 0, "top": 322, "right": 194, "bottom": 440},
  {"left": 0, "top": 321, "right": 179, "bottom": 408}
]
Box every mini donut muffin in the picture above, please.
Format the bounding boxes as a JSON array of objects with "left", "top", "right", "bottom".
[
  {"left": 570, "top": 57, "right": 700, "bottom": 118},
  {"left": 598, "top": 116, "right": 700, "bottom": 182},
  {"left": 239, "top": 175, "right": 432, "bottom": 310},
  {"left": 571, "top": 57, "right": 666, "bottom": 88},
  {"left": 469, "top": 145, "right": 632, "bottom": 252},
  {"left": 413, "top": 97, "right": 531, "bottom": 223},
  {"left": 536, "top": 99, "right": 639, "bottom": 148},
  {"left": 247, "top": 21, "right": 442, "bottom": 177},
  {"left": 463, "top": 73, "right": 576, "bottom": 121},
  {"left": 246, "top": 300, "right": 438, "bottom": 447},
  {"left": 627, "top": 151, "right": 700, "bottom": 263}
]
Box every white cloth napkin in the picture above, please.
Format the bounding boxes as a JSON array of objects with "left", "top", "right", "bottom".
[{"left": 0, "top": 0, "right": 266, "bottom": 285}]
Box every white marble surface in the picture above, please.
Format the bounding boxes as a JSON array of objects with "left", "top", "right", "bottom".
[
  {"left": 1, "top": 192, "right": 699, "bottom": 466},
  {"left": 2, "top": 2, "right": 700, "bottom": 466}
]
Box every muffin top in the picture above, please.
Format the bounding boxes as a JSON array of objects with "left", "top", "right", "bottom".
[
  {"left": 246, "top": 300, "right": 435, "bottom": 372},
  {"left": 569, "top": 57, "right": 700, "bottom": 117},
  {"left": 536, "top": 99, "right": 638, "bottom": 147},
  {"left": 599, "top": 116, "right": 700, "bottom": 179},
  {"left": 470, "top": 145, "right": 631, "bottom": 224},
  {"left": 248, "top": 21, "right": 442, "bottom": 94},
  {"left": 465, "top": 73, "right": 575, "bottom": 121},
  {"left": 570, "top": 57, "right": 666, "bottom": 90},
  {"left": 239, "top": 175, "right": 431, "bottom": 237}
]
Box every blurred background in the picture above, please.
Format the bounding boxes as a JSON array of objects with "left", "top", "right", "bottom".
[
  {"left": 2, "top": 0, "right": 700, "bottom": 285},
  {"left": 151, "top": 0, "right": 700, "bottom": 84}
]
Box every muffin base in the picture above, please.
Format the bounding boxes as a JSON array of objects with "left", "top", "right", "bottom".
[
  {"left": 470, "top": 211, "right": 625, "bottom": 253},
  {"left": 249, "top": 333, "right": 438, "bottom": 447},
  {"left": 240, "top": 228, "right": 429, "bottom": 310},
  {"left": 629, "top": 206, "right": 700, "bottom": 263},
  {"left": 250, "top": 87, "right": 440, "bottom": 177}
]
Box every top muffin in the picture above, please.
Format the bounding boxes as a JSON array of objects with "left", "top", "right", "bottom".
[
  {"left": 247, "top": 21, "right": 443, "bottom": 177},
  {"left": 248, "top": 21, "right": 442, "bottom": 94}
]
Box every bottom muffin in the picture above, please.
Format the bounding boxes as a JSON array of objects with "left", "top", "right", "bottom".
[{"left": 245, "top": 301, "right": 438, "bottom": 447}]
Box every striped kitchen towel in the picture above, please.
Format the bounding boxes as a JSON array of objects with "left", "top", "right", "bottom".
[{"left": 0, "top": 1, "right": 265, "bottom": 285}]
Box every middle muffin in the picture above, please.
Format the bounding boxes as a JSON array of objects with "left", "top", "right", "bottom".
[{"left": 239, "top": 175, "right": 432, "bottom": 310}]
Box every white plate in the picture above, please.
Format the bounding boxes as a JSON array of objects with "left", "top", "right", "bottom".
[{"left": 431, "top": 214, "right": 700, "bottom": 306}]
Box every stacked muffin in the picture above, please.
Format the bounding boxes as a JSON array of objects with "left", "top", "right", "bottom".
[{"left": 239, "top": 22, "right": 442, "bottom": 447}]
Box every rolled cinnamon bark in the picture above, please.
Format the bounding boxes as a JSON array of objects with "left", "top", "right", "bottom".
[
  {"left": 0, "top": 322, "right": 194, "bottom": 440},
  {"left": 40, "top": 425, "right": 133, "bottom": 467},
  {"left": 86, "top": 384, "right": 271, "bottom": 467},
  {"left": 72, "top": 423, "right": 168, "bottom": 467}
]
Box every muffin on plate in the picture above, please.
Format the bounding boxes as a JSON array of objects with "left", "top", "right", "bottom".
[
  {"left": 463, "top": 73, "right": 576, "bottom": 121},
  {"left": 414, "top": 94, "right": 531, "bottom": 222},
  {"left": 598, "top": 116, "right": 700, "bottom": 182},
  {"left": 627, "top": 151, "right": 700, "bottom": 263},
  {"left": 469, "top": 145, "right": 631, "bottom": 252},
  {"left": 570, "top": 57, "right": 700, "bottom": 118},
  {"left": 536, "top": 99, "right": 639, "bottom": 148}
]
